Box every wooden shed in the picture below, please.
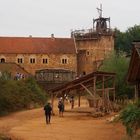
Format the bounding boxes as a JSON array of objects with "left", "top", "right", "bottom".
[
  {"left": 127, "top": 41, "right": 140, "bottom": 98},
  {"left": 49, "top": 71, "right": 116, "bottom": 112}
]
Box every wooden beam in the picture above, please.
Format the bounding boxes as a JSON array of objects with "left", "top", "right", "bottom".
[
  {"left": 80, "top": 83, "right": 101, "bottom": 100},
  {"left": 95, "top": 88, "right": 115, "bottom": 92},
  {"left": 52, "top": 75, "right": 114, "bottom": 93},
  {"left": 80, "top": 83, "right": 94, "bottom": 98},
  {"left": 93, "top": 76, "right": 96, "bottom": 96}
]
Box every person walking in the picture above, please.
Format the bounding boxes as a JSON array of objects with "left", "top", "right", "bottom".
[
  {"left": 44, "top": 102, "right": 52, "bottom": 124},
  {"left": 58, "top": 99, "right": 64, "bottom": 117},
  {"left": 70, "top": 96, "right": 74, "bottom": 109}
]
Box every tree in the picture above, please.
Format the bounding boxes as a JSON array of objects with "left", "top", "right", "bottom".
[
  {"left": 0, "top": 77, "right": 47, "bottom": 115},
  {"left": 115, "top": 25, "right": 140, "bottom": 53},
  {"left": 100, "top": 51, "right": 133, "bottom": 98}
]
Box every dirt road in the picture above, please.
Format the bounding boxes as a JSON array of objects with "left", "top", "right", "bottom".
[{"left": 0, "top": 100, "right": 126, "bottom": 140}]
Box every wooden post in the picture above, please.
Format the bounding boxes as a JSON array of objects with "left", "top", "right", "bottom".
[
  {"left": 93, "top": 76, "right": 96, "bottom": 108},
  {"left": 78, "top": 91, "right": 81, "bottom": 107},
  {"left": 93, "top": 77, "right": 96, "bottom": 96}
]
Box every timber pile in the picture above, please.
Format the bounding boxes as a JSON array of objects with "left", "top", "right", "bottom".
[
  {"left": 91, "top": 112, "right": 106, "bottom": 118},
  {"left": 87, "top": 89, "right": 121, "bottom": 116},
  {"left": 65, "top": 107, "right": 96, "bottom": 114}
]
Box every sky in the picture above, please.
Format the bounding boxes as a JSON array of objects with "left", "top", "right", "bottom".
[{"left": 0, "top": 0, "right": 139, "bottom": 37}]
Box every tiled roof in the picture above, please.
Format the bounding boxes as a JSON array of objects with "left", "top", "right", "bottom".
[{"left": 0, "top": 37, "right": 76, "bottom": 54}]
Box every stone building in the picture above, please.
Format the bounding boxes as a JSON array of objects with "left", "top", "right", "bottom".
[
  {"left": 0, "top": 37, "right": 77, "bottom": 75},
  {"left": 71, "top": 10, "right": 114, "bottom": 75},
  {"left": 0, "top": 12, "right": 114, "bottom": 77}
]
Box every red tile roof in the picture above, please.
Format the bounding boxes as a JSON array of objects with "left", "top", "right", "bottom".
[{"left": 0, "top": 37, "right": 76, "bottom": 54}]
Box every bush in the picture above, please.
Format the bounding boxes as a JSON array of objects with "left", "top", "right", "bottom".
[
  {"left": 120, "top": 100, "right": 140, "bottom": 138},
  {"left": 0, "top": 77, "right": 47, "bottom": 115}
]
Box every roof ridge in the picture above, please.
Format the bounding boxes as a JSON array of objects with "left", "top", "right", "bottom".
[
  {"left": 0, "top": 36, "right": 72, "bottom": 39},
  {"left": 0, "top": 37, "right": 76, "bottom": 54}
]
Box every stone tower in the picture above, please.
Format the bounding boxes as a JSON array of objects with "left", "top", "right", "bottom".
[{"left": 72, "top": 5, "right": 114, "bottom": 76}]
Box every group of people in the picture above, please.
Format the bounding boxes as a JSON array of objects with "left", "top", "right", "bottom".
[
  {"left": 14, "top": 72, "right": 25, "bottom": 80},
  {"left": 44, "top": 96, "right": 75, "bottom": 125},
  {"left": 43, "top": 98, "right": 65, "bottom": 125}
]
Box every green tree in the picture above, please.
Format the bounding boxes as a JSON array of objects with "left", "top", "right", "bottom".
[
  {"left": 0, "top": 77, "right": 47, "bottom": 115},
  {"left": 115, "top": 25, "right": 140, "bottom": 53},
  {"left": 100, "top": 51, "right": 133, "bottom": 98}
]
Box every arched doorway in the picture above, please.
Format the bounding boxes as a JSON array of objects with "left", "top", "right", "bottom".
[{"left": 0, "top": 58, "right": 5, "bottom": 63}]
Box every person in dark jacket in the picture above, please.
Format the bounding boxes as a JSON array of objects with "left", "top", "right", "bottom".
[
  {"left": 58, "top": 100, "right": 64, "bottom": 117},
  {"left": 44, "top": 102, "right": 52, "bottom": 124}
]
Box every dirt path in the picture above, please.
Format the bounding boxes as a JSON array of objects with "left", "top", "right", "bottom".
[{"left": 0, "top": 100, "right": 126, "bottom": 140}]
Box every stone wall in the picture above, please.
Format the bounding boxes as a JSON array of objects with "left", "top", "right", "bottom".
[
  {"left": 76, "top": 35, "right": 114, "bottom": 75},
  {"left": 0, "top": 35, "right": 114, "bottom": 76},
  {"left": 0, "top": 53, "right": 77, "bottom": 75}
]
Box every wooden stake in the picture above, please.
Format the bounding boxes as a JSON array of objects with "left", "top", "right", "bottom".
[{"left": 78, "top": 91, "right": 81, "bottom": 107}]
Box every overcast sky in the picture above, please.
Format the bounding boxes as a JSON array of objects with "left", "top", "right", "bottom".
[{"left": 0, "top": 0, "right": 139, "bottom": 37}]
